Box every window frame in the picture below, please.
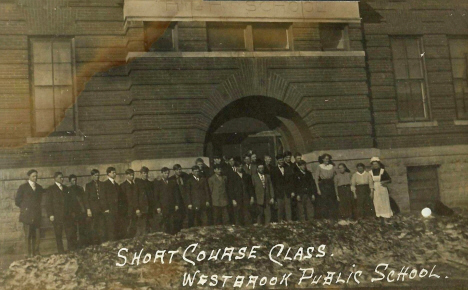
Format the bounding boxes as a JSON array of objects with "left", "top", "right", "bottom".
[
  {"left": 390, "top": 35, "right": 432, "bottom": 122},
  {"left": 251, "top": 22, "right": 293, "bottom": 52},
  {"left": 319, "top": 23, "right": 350, "bottom": 51},
  {"left": 448, "top": 36, "right": 468, "bottom": 120},
  {"left": 206, "top": 22, "right": 293, "bottom": 52},
  {"left": 207, "top": 22, "right": 250, "bottom": 52},
  {"left": 144, "top": 22, "right": 179, "bottom": 52},
  {"left": 28, "top": 36, "right": 79, "bottom": 137}
]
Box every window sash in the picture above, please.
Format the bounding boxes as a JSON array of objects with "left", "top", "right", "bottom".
[
  {"left": 391, "top": 37, "right": 430, "bottom": 122},
  {"left": 30, "top": 38, "right": 76, "bottom": 136},
  {"left": 448, "top": 38, "right": 468, "bottom": 119},
  {"left": 207, "top": 23, "right": 248, "bottom": 51},
  {"left": 252, "top": 23, "right": 291, "bottom": 51}
]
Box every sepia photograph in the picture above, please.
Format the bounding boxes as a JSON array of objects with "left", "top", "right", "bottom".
[{"left": 0, "top": 0, "right": 467, "bottom": 289}]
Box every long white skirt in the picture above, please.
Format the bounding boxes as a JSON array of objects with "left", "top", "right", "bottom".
[{"left": 373, "top": 183, "right": 393, "bottom": 218}]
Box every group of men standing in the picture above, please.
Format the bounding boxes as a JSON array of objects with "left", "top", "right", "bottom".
[{"left": 15, "top": 151, "right": 318, "bottom": 256}]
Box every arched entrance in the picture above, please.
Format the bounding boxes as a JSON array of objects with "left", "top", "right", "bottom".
[{"left": 204, "top": 96, "right": 312, "bottom": 161}]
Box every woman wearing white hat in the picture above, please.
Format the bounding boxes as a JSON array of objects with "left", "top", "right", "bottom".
[{"left": 370, "top": 157, "right": 393, "bottom": 224}]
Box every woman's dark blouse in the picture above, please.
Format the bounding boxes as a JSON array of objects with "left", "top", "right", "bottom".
[{"left": 371, "top": 168, "right": 391, "bottom": 182}]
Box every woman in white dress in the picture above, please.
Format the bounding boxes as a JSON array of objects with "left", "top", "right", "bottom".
[{"left": 370, "top": 157, "right": 393, "bottom": 224}]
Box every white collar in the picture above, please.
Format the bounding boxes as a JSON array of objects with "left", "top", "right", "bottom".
[
  {"left": 356, "top": 171, "right": 366, "bottom": 176},
  {"left": 55, "top": 182, "right": 63, "bottom": 189},
  {"left": 258, "top": 172, "right": 264, "bottom": 177},
  {"left": 28, "top": 180, "right": 36, "bottom": 187},
  {"left": 108, "top": 177, "right": 115, "bottom": 184},
  {"left": 319, "top": 164, "right": 333, "bottom": 170}
]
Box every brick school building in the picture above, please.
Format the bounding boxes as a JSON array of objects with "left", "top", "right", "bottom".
[{"left": 0, "top": 0, "right": 467, "bottom": 260}]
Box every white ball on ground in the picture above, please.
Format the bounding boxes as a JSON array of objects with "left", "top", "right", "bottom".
[{"left": 421, "top": 207, "right": 432, "bottom": 218}]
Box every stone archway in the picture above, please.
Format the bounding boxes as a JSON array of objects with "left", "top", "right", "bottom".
[
  {"left": 204, "top": 95, "right": 313, "bottom": 158},
  {"left": 201, "top": 58, "right": 313, "bottom": 158}
]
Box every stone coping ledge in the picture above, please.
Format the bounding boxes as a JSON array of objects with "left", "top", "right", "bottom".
[
  {"left": 454, "top": 120, "right": 468, "bottom": 126},
  {"left": 396, "top": 121, "right": 438, "bottom": 129},
  {"left": 126, "top": 50, "right": 365, "bottom": 61},
  {"left": 26, "top": 135, "right": 85, "bottom": 144}
]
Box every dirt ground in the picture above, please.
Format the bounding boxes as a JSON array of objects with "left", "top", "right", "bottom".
[{"left": 0, "top": 212, "right": 467, "bottom": 289}]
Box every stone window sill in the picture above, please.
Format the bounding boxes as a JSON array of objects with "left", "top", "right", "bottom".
[
  {"left": 126, "top": 51, "right": 366, "bottom": 62},
  {"left": 396, "top": 121, "right": 438, "bottom": 128},
  {"left": 27, "top": 135, "right": 85, "bottom": 144},
  {"left": 454, "top": 120, "right": 468, "bottom": 126}
]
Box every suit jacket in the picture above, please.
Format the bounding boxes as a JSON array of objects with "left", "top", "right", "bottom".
[
  {"left": 120, "top": 180, "right": 149, "bottom": 216},
  {"left": 198, "top": 164, "right": 210, "bottom": 178},
  {"left": 186, "top": 175, "right": 209, "bottom": 209},
  {"left": 15, "top": 182, "right": 44, "bottom": 226},
  {"left": 208, "top": 175, "right": 229, "bottom": 207},
  {"left": 85, "top": 180, "right": 106, "bottom": 214},
  {"left": 242, "top": 163, "right": 257, "bottom": 176},
  {"left": 100, "top": 179, "right": 121, "bottom": 215},
  {"left": 46, "top": 183, "right": 80, "bottom": 223},
  {"left": 264, "top": 164, "right": 274, "bottom": 176},
  {"left": 154, "top": 179, "right": 180, "bottom": 215},
  {"left": 294, "top": 170, "right": 318, "bottom": 198},
  {"left": 251, "top": 173, "right": 274, "bottom": 206},
  {"left": 228, "top": 172, "right": 253, "bottom": 205},
  {"left": 69, "top": 185, "right": 86, "bottom": 215},
  {"left": 169, "top": 173, "right": 189, "bottom": 210},
  {"left": 293, "top": 163, "right": 302, "bottom": 173},
  {"left": 135, "top": 178, "right": 154, "bottom": 213},
  {"left": 270, "top": 165, "right": 294, "bottom": 199}
]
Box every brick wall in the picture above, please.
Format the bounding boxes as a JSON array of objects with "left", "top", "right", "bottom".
[
  {"left": 0, "top": 1, "right": 372, "bottom": 170},
  {"left": 361, "top": 0, "right": 468, "bottom": 149},
  {"left": 0, "top": 0, "right": 131, "bottom": 148}
]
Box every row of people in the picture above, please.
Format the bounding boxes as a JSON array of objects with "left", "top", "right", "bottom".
[{"left": 15, "top": 152, "right": 394, "bottom": 257}]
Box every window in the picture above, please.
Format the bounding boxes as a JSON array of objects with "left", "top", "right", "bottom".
[
  {"left": 207, "top": 23, "right": 248, "bottom": 51},
  {"left": 319, "top": 24, "right": 349, "bottom": 51},
  {"left": 390, "top": 37, "right": 430, "bottom": 121},
  {"left": 207, "top": 22, "right": 292, "bottom": 52},
  {"left": 30, "top": 38, "right": 76, "bottom": 137},
  {"left": 252, "top": 23, "right": 291, "bottom": 51},
  {"left": 449, "top": 38, "right": 468, "bottom": 119},
  {"left": 145, "top": 22, "right": 178, "bottom": 51}
]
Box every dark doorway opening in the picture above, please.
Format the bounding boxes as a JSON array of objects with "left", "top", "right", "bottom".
[
  {"left": 407, "top": 165, "right": 441, "bottom": 211},
  {"left": 204, "top": 96, "right": 312, "bottom": 162}
]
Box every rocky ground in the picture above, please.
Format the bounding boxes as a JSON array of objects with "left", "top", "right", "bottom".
[{"left": 0, "top": 213, "right": 467, "bottom": 289}]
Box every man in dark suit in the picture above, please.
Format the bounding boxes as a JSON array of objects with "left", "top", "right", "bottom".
[
  {"left": 270, "top": 154, "right": 295, "bottom": 222},
  {"left": 154, "top": 167, "right": 180, "bottom": 234},
  {"left": 229, "top": 161, "right": 254, "bottom": 226},
  {"left": 263, "top": 155, "right": 274, "bottom": 175},
  {"left": 293, "top": 152, "right": 303, "bottom": 173},
  {"left": 85, "top": 169, "right": 108, "bottom": 244},
  {"left": 169, "top": 164, "right": 190, "bottom": 230},
  {"left": 195, "top": 158, "right": 210, "bottom": 178},
  {"left": 283, "top": 151, "right": 293, "bottom": 168},
  {"left": 121, "top": 169, "right": 149, "bottom": 238},
  {"left": 100, "top": 167, "right": 120, "bottom": 241},
  {"left": 251, "top": 164, "right": 275, "bottom": 225},
  {"left": 242, "top": 154, "right": 257, "bottom": 176},
  {"left": 15, "top": 169, "right": 44, "bottom": 257},
  {"left": 195, "top": 158, "right": 212, "bottom": 225},
  {"left": 135, "top": 166, "right": 155, "bottom": 233},
  {"left": 46, "top": 172, "right": 80, "bottom": 253},
  {"left": 186, "top": 166, "right": 210, "bottom": 227},
  {"left": 68, "top": 174, "right": 89, "bottom": 248},
  {"left": 294, "top": 160, "right": 317, "bottom": 221}
]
